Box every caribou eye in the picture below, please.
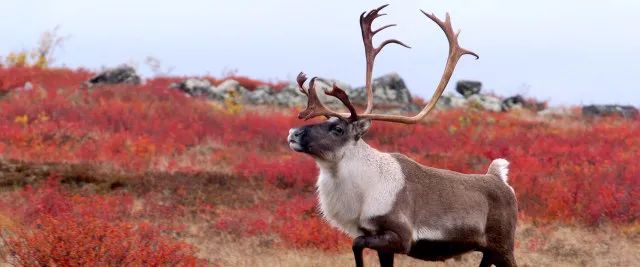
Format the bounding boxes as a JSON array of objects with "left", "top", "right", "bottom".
[{"left": 331, "top": 126, "right": 344, "bottom": 136}]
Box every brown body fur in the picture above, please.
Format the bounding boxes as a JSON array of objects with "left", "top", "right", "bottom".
[{"left": 382, "top": 154, "right": 518, "bottom": 266}]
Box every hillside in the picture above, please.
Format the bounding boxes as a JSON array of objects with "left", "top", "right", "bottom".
[{"left": 0, "top": 66, "right": 639, "bottom": 266}]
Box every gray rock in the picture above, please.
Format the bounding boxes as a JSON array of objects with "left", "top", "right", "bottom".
[
  {"left": 501, "top": 95, "right": 525, "bottom": 111},
  {"left": 467, "top": 94, "right": 503, "bottom": 112},
  {"left": 315, "top": 78, "right": 352, "bottom": 92},
  {"left": 214, "top": 79, "right": 241, "bottom": 94},
  {"left": 244, "top": 73, "right": 417, "bottom": 110},
  {"left": 172, "top": 78, "right": 249, "bottom": 101},
  {"left": 456, "top": 80, "right": 481, "bottom": 97},
  {"left": 273, "top": 84, "right": 307, "bottom": 107},
  {"left": 582, "top": 105, "right": 639, "bottom": 119},
  {"left": 310, "top": 78, "right": 349, "bottom": 107},
  {"left": 349, "top": 73, "right": 416, "bottom": 112},
  {"left": 86, "top": 65, "right": 141, "bottom": 86},
  {"left": 538, "top": 107, "right": 573, "bottom": 118},
  {"left": 171, "top": 78, "right": 214, "bottom": 97},
  {"left": 438, "top": 92, "right": 468, "bottom": 109},
  {"left": 211, "top": 79, "right": 249, "bottom": 101},
  {"left": 502, "top": 95, "right": 547, "bottom": 112},
  {"left": 245, "top": 86, "right": 276, "bottom": 105},
  {"left": 243, "top": 83, "right": 307, "bottom": 107}
]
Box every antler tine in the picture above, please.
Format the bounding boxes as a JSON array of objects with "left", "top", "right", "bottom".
[
  {"left": 295, "top": 10, "right": 477, "bottom": 125},
  {"left": 325, "top": 84, "right": 358, "bottom": 122},
  {"left": 296, "top": 72, "right": 309, "bottom": 95},
  {"left": 360, "top": 4, "right": 411, "bottom": 114},
  {"left": 296, "top": 72, "right": 356, "bottom": 122},
  {"left": 356, "top": 11, "right": 478, "bottom": 124},
  {"left": 420, "top": 11, "right": 479, "bottom": 59}
]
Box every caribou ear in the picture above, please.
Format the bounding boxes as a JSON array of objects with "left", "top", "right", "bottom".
[{"left": 353, "top": 119, "right": 371, "bottom": 140}]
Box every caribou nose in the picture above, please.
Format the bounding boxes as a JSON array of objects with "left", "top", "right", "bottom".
[
  {"left": 288, "top": 128, "right": 300, "bottom": 141},
  {"left": 293, "top": 128, "right": 305, "bottom": 137},
  {"left": 288, "top": 128, "right": 306, "bottom": 141}
]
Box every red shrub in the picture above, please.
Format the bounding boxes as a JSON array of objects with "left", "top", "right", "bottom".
[
  {"left": 1, "top": 216, "right": 201, "bottom": 267},
  {"left": 213, "top": 196, "right": 350, "bottom": 251},
  {"left": 0, "top": 65, "right": 92, "bottom": 92},
  {"left": 274, "top": 196, "right": 350, "bottom": 251},
  {"left": 0, "top": 177, "right": 206, "bottom": 266},
  {"left": 235, "top": 152, "right": 317, "bottom": 189},
  {"left": 1, "top": 65, "right": 639, "bottom": 253}
]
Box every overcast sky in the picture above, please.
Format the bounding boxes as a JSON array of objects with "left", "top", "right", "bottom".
[{"left": 1, "top": 0, "right": 639, "bottom": 106}]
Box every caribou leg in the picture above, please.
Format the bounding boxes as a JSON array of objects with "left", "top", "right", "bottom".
[
  {"left": 352, "top": 237, "right": 365, "bottom": 267},
  {"left": 377, "top": 251, "right": 394, "bottom": 267},
  {"left": 352, "top": 230, "right": 408, "bottom": 267}
]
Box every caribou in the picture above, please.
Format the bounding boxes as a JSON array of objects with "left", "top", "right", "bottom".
[{"left": 287, "top": 4, "right": 518, "bottom": 267}]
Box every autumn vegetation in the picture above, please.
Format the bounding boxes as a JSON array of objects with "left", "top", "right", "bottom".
[{"left": 0, "top": 62, "right": 638, "bottom": 266}]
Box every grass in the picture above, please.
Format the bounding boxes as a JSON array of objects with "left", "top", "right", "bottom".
[{"left": 196, "top": 223, "right": 640, "bottom": 267}]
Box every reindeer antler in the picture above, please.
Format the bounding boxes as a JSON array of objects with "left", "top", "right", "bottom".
[
  {"left": 360, "top": 4, "right": 410, "bottom": 114},
  {"left": 297, "top": 72, "right": 358, "bottom": 122},
  {"left": 354, "top": 11, "right": 478, "bottom": 123},
  {"left": 296, "top": 6, "right": 478, "bottom": 125}
]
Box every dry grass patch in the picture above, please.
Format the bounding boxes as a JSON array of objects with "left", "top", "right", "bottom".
[{"left": 192, "top": 222, "right": 639, "bottom": 267}]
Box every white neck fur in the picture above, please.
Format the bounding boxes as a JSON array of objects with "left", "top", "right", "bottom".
[{"left": 314, "top": 139, "right": 406, "bottom": 236}]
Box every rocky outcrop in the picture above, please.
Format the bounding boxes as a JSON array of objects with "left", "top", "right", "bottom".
[
  {"left": 456, "top": 80, "right": 482, "bottom": 97},
  {"left": 538, "top": 107, "right": 574, "bottom": 118},
  {"left": 582, "top": 105, "right": 639, "bottom": 119},
  {"left": 502, "top": 95, "right": 547, "bottom": 112},
  {"left": 172, "top": 78, "right": 248, "bottom": 101},
  {"left": 212, "top": 80, "right": 247, "bottom": 101},
  {"left": 169, "top": 74, "right": 524, "bottom": 114},
  {"left": 502, "top": 95, "right": 525, "bottom": 111},
  {"left": 467, "top": 94, "right": 503, "bottom": 112},
  {"left": 437, "top": 92, "right": 468, "bottom": 109},
  {"left": 243, "top": 84, "right": 306, "bottom": 107},
  {"left": 438, "top": 93, "right": 504, "bottom": 112},
  {"left": 438, "top": 79, "right": 505, "bottom": 112},
  {"left": 86, "top": 65, "right": 141, "bottom": 87},
  {"left": 171, "top": 73, "right": 418, "bottom": 112},
  {"left": 168, "top": 74, "right": 638, "bottom": 118},
  {"left": 319, "top": 73, "right": 418, "bottom": 112},
  {"left": 172, "top": 78, "right": 215, "bottom": 97},
  {"left": 350, "top": 73, "right": 413, "bottom": 107}
]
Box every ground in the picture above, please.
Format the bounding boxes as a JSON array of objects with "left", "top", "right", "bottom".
[
  {"left": 200, "top": 223, "right": 640, "bottom": 266},
  {"left": 0, "top": 66, "right": 638, "bottom": 266}
]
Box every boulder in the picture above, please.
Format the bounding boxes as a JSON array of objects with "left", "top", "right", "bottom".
[
  {"left": 456, "top": 80, "right": 481, "bottom": 97},
  {"left": 538, "top": 107, "right": 573, "bottom": 118},
  {"left": 502, "top": 95, "right": 547, "bottom": 112},
  {"left": 86, "top": 65, "right": 141, "bottom": 86},
  {"left": 245, "top": 86, "right": 276, "bottom": 105},
  {"left": 214, "top": 79, "right": 241, "bottom": 94},
  {"left": 172, "top": 78, "right": 248, "bottom": 101},
  {"left": 501, "top": 95, "right": 525, "bottom": 111},
  {"left": 349, "top": 73, "right": 417, "bottom": 111},
  {"left": 310, "top": 78, "right": 354, "bottom": 107},
  {"left": 582, "top": 105, "right": 639, "bottom": 119},
  {"left": 272, "top": 84, "right": 307, "bottom": 107},
  {"left": 171, "top": 78, "right": 215, "bottom": 97},
  {"left": 437, "top": 92, "right": 468, "bottom": 109},
  {"left": 467, "top": 94, "right": 503, "bottom": 112},
  {"left": 243, "top": 83, "right": 307, "bottom": 107}
]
